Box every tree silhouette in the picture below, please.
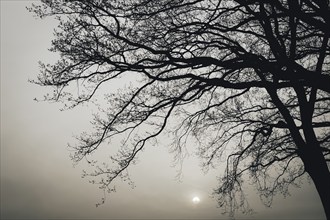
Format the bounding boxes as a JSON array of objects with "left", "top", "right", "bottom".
[{"left": 30, "top": 0, "right": 330, "bottom": 217}]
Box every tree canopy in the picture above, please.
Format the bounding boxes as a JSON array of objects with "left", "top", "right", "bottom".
[{"left": 30, "top": 0, "right": 330, "bottom": 217}]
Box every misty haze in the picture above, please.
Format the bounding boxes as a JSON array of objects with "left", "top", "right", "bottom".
[{"left": 1, "top": 1, "right": 329, "bottom": 219}]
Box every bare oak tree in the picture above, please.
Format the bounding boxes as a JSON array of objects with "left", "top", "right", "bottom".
[{"left": 30, "top": 0, "right": 330, "bottom": 217}]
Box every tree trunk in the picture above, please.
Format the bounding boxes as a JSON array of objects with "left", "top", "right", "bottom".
[{"left": 301, "top": 147, "right": 330, "bottom": 219}]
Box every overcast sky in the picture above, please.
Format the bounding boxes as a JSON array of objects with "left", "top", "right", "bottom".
[{"left": 0, "top": 1, "right": 326, "bottom": 219}]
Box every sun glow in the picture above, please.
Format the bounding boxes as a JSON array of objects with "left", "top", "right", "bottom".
[{"left": 192, "top": 196, "right": 200, "bottom": 204}]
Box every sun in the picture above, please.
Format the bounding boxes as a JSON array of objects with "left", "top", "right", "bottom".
[{"left": 192, "top": 196, "right": 200, "bottom": 204}]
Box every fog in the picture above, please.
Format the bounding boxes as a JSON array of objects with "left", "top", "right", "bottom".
[{"left": 0, "top": 1, "right": 326, "bottom": 219}]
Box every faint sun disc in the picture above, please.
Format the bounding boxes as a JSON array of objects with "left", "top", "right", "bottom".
[{"left": 192, "top": 196, "right": 200, "bottom": 204}]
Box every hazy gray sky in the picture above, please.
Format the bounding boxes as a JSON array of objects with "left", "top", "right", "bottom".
[{"left": 0, "top": 1, "right": 326, "bottom": 219}]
